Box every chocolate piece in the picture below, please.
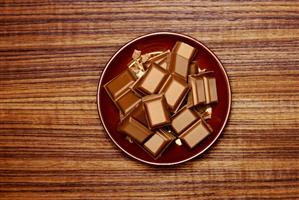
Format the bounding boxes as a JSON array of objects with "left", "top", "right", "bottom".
[
  {"left": 104, "top": 69, "right": 137, "bottom": 100},
  {"left": 133, "top": 63, "right": 169, "bottom": 95},
  {"left": 170, "top": 42, "right": 197, "bottom": 79},
  {"left": 132, "top": 63, "right": 145, "bottom": 78},
  {"left": 169, "top": 53, "right": 189, "bottom": 80},
  {"left": 204, "top": 76, "right": 218, "bottom": 104},
  {"left": 159, "top": 75, "right": 189, "bottom": 112},
  {"left": 142, "top": 94, "right": 170, "bottom": 129},
  {"left": 186, "top": 90, "right": 193, "bottom": 108},
  {"left": 171, "top": 107, "right": 198, "bottom": 135},
  {"left": 143, "top": 51, "right": 164, "bottom": 68},
  {"left": 180, "top": 119, "right": 212, "bottom": 149},
  {"left": 148, "top": 50, "right": 170, "bottom": 63},
  {"left": 158, "top": 57, "right": 168, "bottom": 69},
  {"left": 189, "top": 75, "right": 206, "bottom": 106},
  {"left": 173, "top": 41, "right": 197, "bottom": 60},
  {"left": 148, "top": 50, "right": 170, "bottom": 70},
  {"left": 158, "top": 54, "right": 171, "bottom": 70},
  {"left": 127, "top": 59, "right": 145, "bottom": 78},
  {"left": 144, "top": 130, "right": 174, "bottom": 157},
  {"left": 132, "top": 49, "right": 141, "bottom": 60},
  {"left": 188, "top": 72, "right": 218, "bottom": 106},
  {"left": 141, "top": 54, "right": 150, "bottom": 63},
  {"left": 130, "top": 103, "right": 148, "bottom": 126},
  {"left": 189, "top": 61, "right": 199, "bottom": 75},
  {"left": 118, "top": 116, "right": 153, "bottom": 144},
  {"left": 115, "top": 89, "right": 141, "bottom": 115}
]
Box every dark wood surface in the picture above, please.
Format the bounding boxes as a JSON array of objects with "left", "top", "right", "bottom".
[{"left": 0, "top": 1, "right": 298, "bottom": 199}]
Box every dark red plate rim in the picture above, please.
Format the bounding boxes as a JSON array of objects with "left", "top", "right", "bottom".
[{"left": 97, "top": 32, "right": 231, "bottom": 165}]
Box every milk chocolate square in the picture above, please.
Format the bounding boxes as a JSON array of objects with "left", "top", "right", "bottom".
[
  {"left": 173, "top": 41, "right": 197, "bottom": 60},
  {"left": 179, "top": 119, "right": 212, "bottom": 149},
  {"left": 189, "top": 75, "right": 206, "bottom": 106},
  {"left": 159, "top": 75, "right": 189, "bottom": 113},
  {"left": 204, "top": 76, "right": 218, "bottom": 104},
  {"left": 142, "top": 94, "right": 170, "bottom": 129},
  {"left": 169, "top": 53, "right": 189, "bottom": 80},
  {"left": 144, "top": 130, "right": 174, "bottom": 157},
  {"left": 115, "top": 89, "right": 141, "bottom": 115},
  {"left": 171, "top": 107, "right": 198, "bottom": 135},
  {"left": 118, "top": 116, "right": 153, "bottom": 144},
  {"left": 104, "top": 69, "right": 137, "bottom": 101},
  {"left": 130, "top": 103, "right": 148, "bottom": 127},
  {"left": 188, "top": 72, "right": 218, "bottom": 106},
  {"left": 169, "top": 42, "right": 197, "bottom": 79},
  {"left": 133, "top": 63, "right": 169, "bottom": 95}
]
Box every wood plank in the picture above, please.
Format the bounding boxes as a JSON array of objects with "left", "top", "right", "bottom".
[{"left": 0, "top": 0, "right": 298, "bottom": 199}]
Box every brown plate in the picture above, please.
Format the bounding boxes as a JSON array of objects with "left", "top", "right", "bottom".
[{"left": 97, "top": 32, "right": 231, "bottom": 165}]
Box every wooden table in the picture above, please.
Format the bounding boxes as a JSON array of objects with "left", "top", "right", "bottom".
[{"left": 0, "top": 1, "right": 298, "bottom": 199}]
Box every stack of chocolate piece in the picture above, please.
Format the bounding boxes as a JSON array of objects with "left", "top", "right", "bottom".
[{"left": 104, "top": 41, "right": 218, "bottom": 159}]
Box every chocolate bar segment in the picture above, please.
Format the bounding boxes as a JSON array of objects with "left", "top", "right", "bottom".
[
  {"left": 171, "top": 107, "right": 198, "bottom": 135},
  {"left": 188, "top": 72, "right": 218, "bottom": 106},
  {"left": 143, "top": 94, "right": 170, "bottom": 129},
  {"left": 133, "top": 63, "right": 169, "bottom": 95},
  {"left": 118, "top": 116, "right": 153, "bottom": 144},
  {"left": 189, "top": 75, "right": 206, "bottom": 106},
  {"left": 159, "top": 75, "right": 189, "bottom": 113},
  {"left": 173, "top": 41, "right": 197, "bottom": 60},
  {"left": 115, "top": 89, "right": 141, "bottom": 115},
  {"left": 170, "top": 53, "right": 189, "bottom": 80},
  {"left": 204, "top": 76, "right": 218, "bottom": 104},
  {"left": 104, "top": 69, "right": 137, "bottom": 100},
  {"left": 130, "top": 102, "right": 148, "bottom": 126},
  {"left": 144, "top": 130, "right": 174, "bottom": 158},
  {"left": 179, "top": 119, "right": 212, "bottom": 149},
  {"left": 170, "top": 42, "right": 197, "bottom": 79}
]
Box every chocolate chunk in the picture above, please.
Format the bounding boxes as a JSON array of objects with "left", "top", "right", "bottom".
[
  {"left": 130, "top": 102, "right": 148, "bottom": 127},
  {"left": 179, "top": 119, "right": 212, "bottom": 149},
  {"left": 171, "top": 107, "right": 198, "bottom": 135},
  {"left": 159, "top": 74, "right": 189, "bottom": 113},
  {"left": 118, "top": 116, "right": 153, "bottom": 144},
  {"left": 144, "top": 130, "right": 174, "bottom": 157},
  {"left": 170, "top": 42, "right": 197, "bottom": 79},
  {"left": 142, "top": 94, "right": 171, "bottom": 129},
  {"left": 173, "top": 41, "right": 197, "bottom": 60},
  {"left": 133, "top": 63, "right": 169, "bottom": 95},
  {"left": 204, "top": 76, "right": 218, "bottom": 104},
  {"left": 104, "top": 69, "right": 137, "bottom": 100},
  {"left": 189, "top": 75, "right": 206, "bottom": 106},
  {"left": 188, "top": 72, "right": 218, "bottom": 106},
  {"left": 115, "top": 89, "right": 141, "bottom": 115},
  {"left": 170, "top": 53, "right": 189, "bottom": 79}
]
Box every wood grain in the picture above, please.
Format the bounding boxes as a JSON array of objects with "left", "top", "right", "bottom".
[{"left": 0, "top": 0, "right": 298, "bottom": 199}]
